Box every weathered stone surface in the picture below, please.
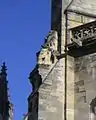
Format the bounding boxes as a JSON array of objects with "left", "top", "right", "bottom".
[
  {"left": 38, "top": 59, "right": 64, "bottom": 120},
  {"left": 74, "top": 53, "right": 96, "bottom": 120},
  {"left": 68, "top": 0, "right": 96, "bottom": 16},
  {"left": 38, "top": 50, "right": 96, "bottom": 120}
]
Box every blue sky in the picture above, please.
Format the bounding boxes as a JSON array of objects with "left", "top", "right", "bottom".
[{"left": 0, "top": 0, "right": 50, "bottom": 120}]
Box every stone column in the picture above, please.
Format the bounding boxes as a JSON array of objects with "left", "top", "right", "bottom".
[{"left": 66, "top": 56, "right": 75, "bottom": 120}]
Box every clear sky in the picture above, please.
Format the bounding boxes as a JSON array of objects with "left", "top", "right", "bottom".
[{"left": 0, "top": 0, "right": 50, "bottom": 120}]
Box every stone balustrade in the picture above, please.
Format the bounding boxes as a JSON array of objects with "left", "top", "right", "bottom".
[{"left": 68, "top": 20, "right": 96, "bottom": 45}]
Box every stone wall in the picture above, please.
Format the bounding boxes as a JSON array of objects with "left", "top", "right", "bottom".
[
  {"left": 38, "top": 58, "right": 64, "bottom": 120},
  {"left": 38, "top": 51, "right": 96, "bottom": 120},
  {"left": 74, "top": 53, "right": 96, "bottom": 120}
]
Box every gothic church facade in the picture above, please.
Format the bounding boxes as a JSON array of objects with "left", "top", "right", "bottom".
[{"left": 28, "top": 0, "right": 96, "bottom": 120}]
